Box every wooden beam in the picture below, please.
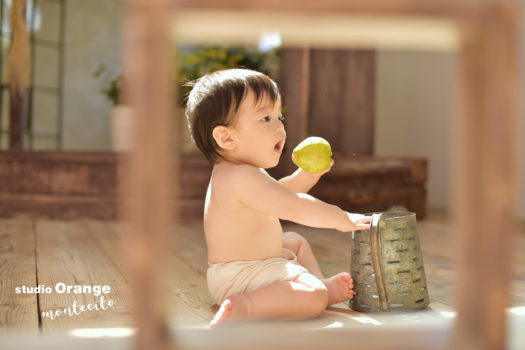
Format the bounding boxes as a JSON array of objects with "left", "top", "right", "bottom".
[
  {"left": 452, "top": 3, "right": 518, "bottom": 350},
  {"left": 173, "top": 0, "right": 486, "bottom": 18},
  {"left": 171, "top": 11, "right": 460, "bottom": 51},
  {"left": 121, "top": 0, "right": 175, "bottom": 349}
]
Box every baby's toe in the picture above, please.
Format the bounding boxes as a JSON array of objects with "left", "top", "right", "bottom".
[{"left": 340, "top": 273, "right": 351, "bottom": 282}]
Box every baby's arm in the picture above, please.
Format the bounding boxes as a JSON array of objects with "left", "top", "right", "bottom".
[
  {"left": 231, "top": 164, "right": 369, "bottom": 232},
  {"left": 278, "top": 159, "right": 334, "bottom": 193}
]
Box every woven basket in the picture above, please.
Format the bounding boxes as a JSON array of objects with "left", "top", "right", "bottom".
[{"left": 350, "top": 211, "right": 430, "bottom": 312}]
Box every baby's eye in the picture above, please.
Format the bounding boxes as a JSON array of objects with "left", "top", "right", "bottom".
[
  {"left": 262, "top": 116, "right": 271, "bottom": 122},
  {"left": 278, "top": 116, "right": 285, "bottom": 123}
]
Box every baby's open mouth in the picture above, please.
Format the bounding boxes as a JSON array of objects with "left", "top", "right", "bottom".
[{"left": 274, "top": 139, "right": 285, "bottom": 153}]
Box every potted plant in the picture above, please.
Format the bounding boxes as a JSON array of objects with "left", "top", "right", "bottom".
[
  {"left": 93, "top": 65, "right": 134, "bottom": 152},
  {"left": 95, "top": 45, "right": 281, "bottom": 152}
]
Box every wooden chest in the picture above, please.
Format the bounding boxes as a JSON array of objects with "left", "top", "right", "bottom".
[
  {"left": 0, "top": 152, "right": 425, "bottom": 221},
  {"left": 0, "top": 151, "right": 212, "bottom": 222},
  {"left": 309, "top": 156, "right": 427, "bottom": 219}
]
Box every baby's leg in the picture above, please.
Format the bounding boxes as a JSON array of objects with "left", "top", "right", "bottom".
[
  {"left": 283, "top": 231, "right": 353, "bottom": 305},
  {"left": 210, "top": 272, "right": 328, "bottom": 328},
  {"left": 283, "top": 231, "right": 324, "bottom": 278}
]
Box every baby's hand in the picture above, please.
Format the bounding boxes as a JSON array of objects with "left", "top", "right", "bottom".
[
  {"left": 336, "top": 212, "right": 371, "bottom": 232},
  {"left": 302, "top": 158, "right": 334, "bottom": 178}
]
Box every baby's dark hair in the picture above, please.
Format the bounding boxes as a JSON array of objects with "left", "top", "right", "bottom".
[{"left": 185, "top": 68, "right": 281, "bottom": 162}]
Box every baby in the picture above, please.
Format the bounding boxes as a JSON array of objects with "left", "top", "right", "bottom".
[{"left": 185, "top": 68, "right": 371, "bottom": 327}]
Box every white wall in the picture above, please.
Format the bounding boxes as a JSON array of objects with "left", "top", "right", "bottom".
[
  {"left": 375, "top": 19, "right": 525, "bottom": 219},
  {"left": 375, "top": 51, "right": 457, "bottom": 212},
  {"left": 61, "top": 0, "right": 122, "bottom": 150}
]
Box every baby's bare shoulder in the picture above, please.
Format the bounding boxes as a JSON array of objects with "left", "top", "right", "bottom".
[
  {"left": 212, "top": 163, "right": 277, "bottom": 203},
  {"left": 218, "top": 163, "right": 266, "bottom": 184}
]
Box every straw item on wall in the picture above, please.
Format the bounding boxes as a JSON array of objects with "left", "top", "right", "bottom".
[{"left": 8, "top": 0, "right": 30, "bottom": 150}]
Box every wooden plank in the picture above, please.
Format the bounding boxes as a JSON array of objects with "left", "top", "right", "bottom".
[
  {"left": 341, "top": 50, "right": 375, "bottom": 156},
  {"left": 35, "top": 219, "right": 133, "bottom": 331},
  {"left": 453, "top": 5, "right": 518, "bottom": 350},
  {"left": 85, "top": 220, "right": 214, "bottom": 325},
  {"left": 271, "top": 47, "right": 310, "bottom": 179},
  {"left": 275, "top": 48, "right": 381, "bottom": 181},
  {"left": 172, "top": 10, "right": 460, "bottom": 51},
  {"left": 0, "top": 217, "right": 39, "bottom": 332},
  {"left": 170, "top": 224, "right": 209, "bottom": 277},
  {"left": 308, "top": 49, "right": 347, "bottom": 154}
]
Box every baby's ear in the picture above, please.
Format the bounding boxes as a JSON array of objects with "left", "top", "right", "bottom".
[{"left": 212, "top": 125, "right": 236, "bottom": 150}]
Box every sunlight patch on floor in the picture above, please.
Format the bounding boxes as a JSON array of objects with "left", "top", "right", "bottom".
[{"left": 69, "top": 327, "right": 135, "bottom": 338}]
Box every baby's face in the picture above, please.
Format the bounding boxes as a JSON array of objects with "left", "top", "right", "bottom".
[{"left": 228, "top": 90, "right": 285, "bottom": 168}]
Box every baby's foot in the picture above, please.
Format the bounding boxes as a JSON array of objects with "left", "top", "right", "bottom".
[
  {"left": 322, "top": 272, "right": 354, "bottom": 305},
  {"left": 209, "top": 297, "right": 247, "bottom": 328}
]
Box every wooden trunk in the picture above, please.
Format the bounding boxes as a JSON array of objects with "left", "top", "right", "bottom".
[
  {"left": 0, "top": 151, "right": 424, "bottom": 221},
  {"left": 0, "top": 151, "right": 211, "bottom": 222},
  {"left": 310, "top": 156, "right": 427, "bottom": 218}
]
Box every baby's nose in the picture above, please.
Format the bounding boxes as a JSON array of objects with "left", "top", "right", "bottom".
[{"left": 276, "top": 120, "right": 285, "bottom": 132}]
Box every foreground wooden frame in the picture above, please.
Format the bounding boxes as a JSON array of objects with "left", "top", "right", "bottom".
[{"left": 123, "top": 1, "right": 519, "bottom": 349}]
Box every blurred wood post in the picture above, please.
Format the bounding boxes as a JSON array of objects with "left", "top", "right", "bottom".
[
  {"left": 453, "top": 3, "right": 518, "bottom": 350},
  {"left": 8, "top": 0, "right": 30, "bottom": 150},
  {"left": 121, "top": 0, "right": 175, "bottom": 349}
]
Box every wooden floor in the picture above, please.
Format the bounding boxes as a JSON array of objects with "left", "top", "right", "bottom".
[{"left": 1, "top": 211, "right": 524, "bottom": 334}]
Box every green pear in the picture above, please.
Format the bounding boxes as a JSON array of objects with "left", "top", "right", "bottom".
[{"left": 291, "top": 136, "right": 332, "bottom": 173}]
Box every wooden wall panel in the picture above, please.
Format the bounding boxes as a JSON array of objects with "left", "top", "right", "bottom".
[
  {"left": 273, "top": 47, "right": 377, "bottom": 180},
  {"left": 276, "top": 48, "right": 411, "bottom": 217},
  {"left": 286, "top": 49, "right": 376, "bottom": 157},
  {"left": 308, "top": 49, "right": 348, "bottom": 151},
  {"left": 341, "top": 50, "right": 375, "bottom": 155},
  {"left": 275, "top": 47, "right": 310, "bottom": 179}
]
